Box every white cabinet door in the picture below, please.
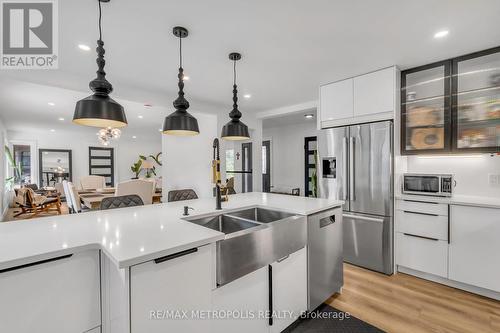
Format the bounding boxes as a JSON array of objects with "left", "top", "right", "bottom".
[
  {"left": 0, "top": 250, "right": 101, "bottom": 333},
  {"left": 212, "top": 266, "right": 268, "bottom": 333},
  {"left": 396, "top": 232, "right": 448, "bottom": 277},
  {"left": 353, "top": 67, "right": 395, "bottom": 117},
  {"left": 319, "top": 79, "right": 353, "bottom": 123},
  {"left": 270, "top": 247, "right": 307, "bottom": 333},
  {"left": 130, "top": 245, "right": 213, "bottom": 333},
  {"left": 449, "top": 205, "right": 500, "bottom": 292}
]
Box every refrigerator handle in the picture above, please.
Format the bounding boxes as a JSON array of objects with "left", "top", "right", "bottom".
[
  {"left": 342, "top": 137, "right": 348, "bottom": 201},
  {"left": 349, "top": 137, "right": 355, "bottom": 201}
]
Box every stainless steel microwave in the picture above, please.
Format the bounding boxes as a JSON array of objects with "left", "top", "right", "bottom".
[{"left": 402, "top": 173, "right": 454, "bottom": 197}]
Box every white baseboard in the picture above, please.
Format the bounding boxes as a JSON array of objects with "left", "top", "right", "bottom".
[{"left": 397, "top": 265, "right": 500, "bottom": 301}]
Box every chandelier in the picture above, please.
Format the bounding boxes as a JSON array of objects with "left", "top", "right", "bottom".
[{"left": 97, "top": 127, "right": 121, "bottom": 146}]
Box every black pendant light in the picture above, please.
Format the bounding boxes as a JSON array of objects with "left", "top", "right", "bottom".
[
  {"left": 162, "top": 27, "right": 199, "bottom": 136},
  {"left": 73, "top": 0, "right": 127, "bottom": 128},
  {"left": 221, "top": 52, "right": 250, "bottom": 140}
]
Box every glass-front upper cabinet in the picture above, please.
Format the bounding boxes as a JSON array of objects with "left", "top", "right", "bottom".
[
  {"left": 401, "top": 46, "right": 500, "bottom": 155},
  {"left": 401, "top": 61, "right": 451, "bottom": 154},
  {"left": 453, "top": 48, "right": 500, "bottom": 152}
]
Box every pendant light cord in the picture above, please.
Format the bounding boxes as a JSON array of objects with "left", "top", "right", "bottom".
[
  {"left": 98, "top": 0, "right": 102, "bottom": 41},
  {"left": 179, "top": 35, "right": 182, "bottom": 68},
  {"left": 233, "top": 59, "right": 236, "bottom": 86}
]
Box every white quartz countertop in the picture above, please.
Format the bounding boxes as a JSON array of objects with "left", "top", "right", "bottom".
[
  {"left": 396, "top": 194, "right": 500, "bottom": 209},
  {"left": 0, "top": 192, "right": 343, "bottom": 270}
]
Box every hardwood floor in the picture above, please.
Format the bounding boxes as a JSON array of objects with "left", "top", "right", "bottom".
[
  {"left": 327, "top": 263, "right": 500, "bottom": 333},
  {"left": 2, "top": 203, "right": 70, "bottom": 222}
]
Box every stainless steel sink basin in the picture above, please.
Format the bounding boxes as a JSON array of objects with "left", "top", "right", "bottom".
[
  {"left": 187, "top": 214, "right": 260, "bottom": 234},
  {"left": 185, "top": 207, "right": 306, "bottom": 287},
  {"left": 227, "top": 207, "right": 296, "bottom": 223}
]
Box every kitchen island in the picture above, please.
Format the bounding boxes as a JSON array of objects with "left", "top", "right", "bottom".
[{"left": 0, "top": 192, "right": 343, "bottom": 333}]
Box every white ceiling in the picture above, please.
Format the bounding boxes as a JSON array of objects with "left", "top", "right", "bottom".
[
  {"left": 263, "top": 110, "right": 317, "bottom": 129},
  {"left": 1, "top": 0, "right": 500, "bottom": 135}
]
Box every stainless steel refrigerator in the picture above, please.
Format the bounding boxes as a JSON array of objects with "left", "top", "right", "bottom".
[{"left": 317, "top": 120, "right": 393, "bottom": 275}]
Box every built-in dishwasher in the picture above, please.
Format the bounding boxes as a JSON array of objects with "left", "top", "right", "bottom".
[{"left": 307, "top": 207, "right": 343, "bottom": 311}]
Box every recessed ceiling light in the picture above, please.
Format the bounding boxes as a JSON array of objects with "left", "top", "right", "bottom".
[
  {"left": 183, "top": 75, "right": 190, "bottom": 80},
  {"left": 304, "top": 114, "right": 314, "bottom": 119},
  {"left": 78, "top": 44, "right": 91, "bottom": 51},
  {"left": 132, "top": 135, "right": 137, "bottom": 139},
  {"left": 434, "top": 30, "right": 449, "bottom": 39},
  {"left": 138, "top": 115, "right": 143, "bottom": 119},
  {"left": 243, "top": 94, "right": 251, "bottom": 99},
  {"left": 50, "top": 129, "right": 56, "bottom": 132},
  {"left": 48, "top": 102, "right": 55, "bottom": 106},
  {"left": 58, "top": 117, "right": 65, "bottom": 121}
]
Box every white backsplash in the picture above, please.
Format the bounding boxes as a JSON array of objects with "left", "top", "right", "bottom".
[{"left": 406, "top": 154, "right": 500, "bottom": 198}]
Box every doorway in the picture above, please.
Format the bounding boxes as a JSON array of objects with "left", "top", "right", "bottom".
[
  {"left": 241, "top": 142, "right": 253, "bottom": 193},
  {"left": 304, "top": 136, "right": 317, "bottom": 197},
  {"left": 262, "top": 140, "right": 271, "bottom": 192}
]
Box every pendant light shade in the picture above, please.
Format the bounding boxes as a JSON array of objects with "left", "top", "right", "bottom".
[
  {"left": 221, "top": 52, "right": 250, "bottom": 141},
  {"left": 162, "top": 27, "right": 199, "bottom": 136},
  {"left": 73, "top": 0, "right": 127, "bottom": 128}
]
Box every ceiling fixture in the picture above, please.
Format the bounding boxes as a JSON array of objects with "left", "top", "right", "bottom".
[
  {"left": 97, "top": 127, "right": 121, "bottom": 146},
  {"left": 221, "top": 52, "right": 250, "bottom": 141},
  {"left": 304, "top": 114, "right": 314, "bottom": 119},
  {"left": 58, "top": 117, "right": 65, "bottom": 121},
  {"left": 50, "top": 129, "right": 55, "bottom": 132},
  {"left": 73, "top": 0, "right": 127, "bottom": 128},
  {"left": 138, "top": 115, "right": 143, "bottom": 119},
  {"left": 78, "top": 44, "right": 91, "bottom": 51},
  {"left": 162, "top": 26, "right": 199, "bottom": 136},
  {"left": 434, "top": 30, "right": 449, "bottom": 39},
  {"left": 183, "top": 75, "right": 190, "bottom": 81},
  {"left": 243, "top": 94, "right": 251, "bottom": 99},
  {"left": 48, "top": 102, "right": 55, "bottom": 106}
]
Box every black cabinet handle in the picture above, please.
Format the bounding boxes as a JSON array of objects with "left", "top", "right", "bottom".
[
  {"left": 0, "top": 254, "right": 73, "bottom": 274},
  {"left": 268, "top": 265, "right": 273, "bottom": 326},
  {"left": 403, "top": 199, "right": 439, "bottom": 205},
  {"left": 403, "top": 233, "right": 439, "bottom": 241},
  {"left": 154, "top": 248, "right": 197, "bottom": 264},
  {"left": 403, "top": 210, "right": 439, "bottom": 217}
]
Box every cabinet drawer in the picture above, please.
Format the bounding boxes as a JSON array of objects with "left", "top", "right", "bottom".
[
  {"left": 396, "top": 199, "right": 448, "bottom": 216},
  {"left": 396, "top": 210, "right": 448, "bottom": 240},
  {"left": 396, "top": 232, "right": 448, "bottom": 278}
]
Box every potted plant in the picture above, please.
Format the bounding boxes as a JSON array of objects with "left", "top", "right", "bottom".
[{"left": 130, "top": 152, "right": 162, "bottom": 179}]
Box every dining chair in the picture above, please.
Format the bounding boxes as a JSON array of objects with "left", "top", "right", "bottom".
[
  {"left": 54, "top": 182, "right": 65, "bottom": 199},
  {"left": 80, "top": 175, "right": 106, "bottom": 190},
  {"left": 64, "top": 181, "right": 87, "bottom": 213},
  {"left": 167, "top": 189, "right": 198, "bottom": 202},
  {"left": 100, "top": 195, "right": 144, "bottom": 210},
  {"left": 116, "top": 179, "right": 155, "bottom": 205}
]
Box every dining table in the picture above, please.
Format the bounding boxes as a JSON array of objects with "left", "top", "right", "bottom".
[{"left": 77, "top": 188, "right": 162, "bottom": 210}]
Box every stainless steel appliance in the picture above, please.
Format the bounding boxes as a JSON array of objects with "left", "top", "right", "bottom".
[
  {"left": 307, "top": 208, "right": 343, "bottom": 310},
  {"left": 318, "top": 120, "right": 394, "bottom": 275},
  {"left": 402, "top": 173, "right": 453, "bottom": 197}
]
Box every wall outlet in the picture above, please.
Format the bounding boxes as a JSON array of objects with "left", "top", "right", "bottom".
[{"left": 488, "top": 174, "right": 500, "bottom": 186}]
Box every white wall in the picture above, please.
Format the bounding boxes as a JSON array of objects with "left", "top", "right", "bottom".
[
  {"left": 263, "top": 121, "right": 319, "bottom": 196},
  {"left": 406, "top": 155, "right": 500, "bottom": 198},
  {"left": 162, "top": 112, "right": 218, "bottom": 199},
  {"left": 7, "top": 129, "right": 162, "bottom": 188}
]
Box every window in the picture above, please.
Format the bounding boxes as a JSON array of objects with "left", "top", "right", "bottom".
[
  {"left": 225, "top": 149, "right": 235, "bottom": 172},
  {"left": 13, "top": 144, "right": 31, "bottom": 184}
]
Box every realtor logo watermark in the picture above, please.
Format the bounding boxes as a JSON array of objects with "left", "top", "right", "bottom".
[{"left": 1, "top": 0, "right": 58, "bottom": 69}]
